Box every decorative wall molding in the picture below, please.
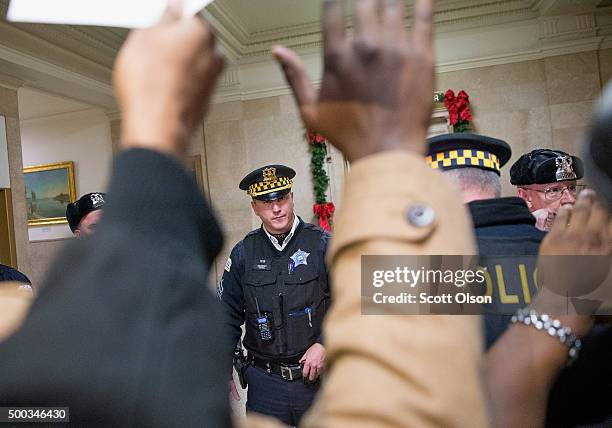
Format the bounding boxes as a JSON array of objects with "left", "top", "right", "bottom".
[
  {"left": 20, "top": 107, "right": 101, "bottom": 123},
  {"left": 0, "top": 43, "right": 113, "bottom": 96},
  {"left": 214, "top": 11, "right": 612, "bottom": 103},
  {"left": 0, "top": 70, "right": 24, "bottom": 90},
  {"left": 1, "top": 0, "right": 611, "bottom": 108}
]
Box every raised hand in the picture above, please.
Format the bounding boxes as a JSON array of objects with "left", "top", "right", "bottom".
[{"left": 273, "top": 0, "right": 436, "bottom": 162}]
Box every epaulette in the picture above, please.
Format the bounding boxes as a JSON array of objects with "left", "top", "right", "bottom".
[
  {"left": 303, "top": 222, "right": 331, "bottom": 237},
  {"left": 246, "top": 229, "right": 260, "bottom": 238}
]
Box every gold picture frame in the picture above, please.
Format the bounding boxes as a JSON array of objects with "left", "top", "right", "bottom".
[
  {"left": 23, "top": 161, "right": 76, "bottom": 226},
  {"left": 188, "top": 154, "right": 204, "bottom": 190}
]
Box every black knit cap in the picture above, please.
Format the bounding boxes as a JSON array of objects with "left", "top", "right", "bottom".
[
  {"left": 66, "top": 192, "right": 107, "bottom": 232},
  {"left": 426, "top": 133, "right": 512, "bottom": 175},
  {"left": 510, "top": 149, "right": 584, "bottom": 186},
  {"left": 239, "top": 165, "right": 296, "bottom": 202}
]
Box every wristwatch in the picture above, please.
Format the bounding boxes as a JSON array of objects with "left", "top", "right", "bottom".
[{"left": 511, "top": 308, "right": 582, "bottom": 365}]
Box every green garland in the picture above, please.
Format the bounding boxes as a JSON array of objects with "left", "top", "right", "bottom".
[{"left": 311, "top": 143, "right": 329, "bottom": 204}]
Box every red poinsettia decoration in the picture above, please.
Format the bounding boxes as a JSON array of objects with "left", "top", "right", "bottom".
[
  {"left": 308, "top": 129, "right": 326, "bottom": 144},
  {"left": 313, "top": 202, "right": 335, "bottom": 232},
  {"left": 444, "top": 89, "right": 472, "bottom": 132}
]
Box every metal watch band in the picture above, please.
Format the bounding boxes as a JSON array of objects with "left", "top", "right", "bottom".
[{"left": 511, "top": 308, "right": 582, "bottom": 365}]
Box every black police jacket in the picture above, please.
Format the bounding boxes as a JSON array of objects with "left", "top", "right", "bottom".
[
  {"left": 470, "top": 197, "right": 612, "bottom": 427},
  {"left": 219, "top": 218, "right": 330, "bottom": 363},
  {"left": 468, "top": 197, "right": 545, "bottom": 347}
]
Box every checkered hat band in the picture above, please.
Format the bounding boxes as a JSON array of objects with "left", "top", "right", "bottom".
[
  {"left": 425, "top": 149, "right": 501, "bottom": 172},
  {"left": 248, "top": 177, "right": 292, "bottom": 196}
]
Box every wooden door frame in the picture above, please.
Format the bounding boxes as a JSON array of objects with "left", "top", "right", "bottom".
[{"left": 0, "top": 188, "right": 18, "bottom": 268}]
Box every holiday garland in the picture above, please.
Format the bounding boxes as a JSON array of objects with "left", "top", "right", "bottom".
[
  {"left": 308, "top": 130, "right": 334, "bottom": 232},
  {"left": 305, "top": 92, "right": 470, "bottom": 231}
]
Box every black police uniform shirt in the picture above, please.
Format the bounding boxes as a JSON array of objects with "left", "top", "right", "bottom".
[
  {"left": 218, "top": 216, "right": 330, "bottom": 363},
  {"left": 467, "top": 197, "right": 545, "bottom": 348}
]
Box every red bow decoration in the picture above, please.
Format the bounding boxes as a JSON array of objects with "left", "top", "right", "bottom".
[
  {"left": 308, "top": 129, "right": 326, "bottom": 145},
  {"left": 313, "top": 202, "right": 335, "bottom": 232},
  {"left": 444, "top": 89, "right": 472, "bottom": 129}
]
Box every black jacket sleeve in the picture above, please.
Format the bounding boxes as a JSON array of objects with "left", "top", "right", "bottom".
[
  {"left": 0, "top": 149, "right": 232, "bottom": 428},
  {"left": 317, "top": 231, "right": 332, "bottom": 344},
  {"left": 217, "top": 242, "right": 246, "bottom": 359}
]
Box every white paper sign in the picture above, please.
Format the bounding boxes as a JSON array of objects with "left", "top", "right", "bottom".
[{"left": 7, "top": 0, "right": 214, "bottom": 28}]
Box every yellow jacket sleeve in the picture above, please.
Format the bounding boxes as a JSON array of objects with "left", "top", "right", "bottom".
[{"left": 300, "top": 150, "right": 489, "bottom": 428}]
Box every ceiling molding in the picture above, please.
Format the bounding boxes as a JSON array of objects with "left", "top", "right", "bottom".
[
  {"left": 0, "top": 22, "right": 112, "bottom": 81},
  {"left": 0, "top": 70, "right": 24, "bottom": 90},
  {"left": 0, "top": 42, "right": 113, "bottom": 96},
  {"left": 20, "top": 106, "right": 99, "bottom": 123},
  {"left": 537, "top": 0, "right": 602, "bottom": 16},
  {"left": 212, "top": 10, "right": 610, "bottom": 103},
  {"left": 210, "top": 0, "right": 544, "bottom": 60},
  {"left": 0, "top": 0, "right": 609, "bottom": 109}
]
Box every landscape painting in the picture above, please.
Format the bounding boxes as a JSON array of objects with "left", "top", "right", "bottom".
[{"left": 24, "top": 161, "right": 76, "bottom": 226}]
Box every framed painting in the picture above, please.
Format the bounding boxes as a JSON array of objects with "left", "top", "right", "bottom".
[{"left": 23, "top": 161, "right": 76, "bottom": 226}]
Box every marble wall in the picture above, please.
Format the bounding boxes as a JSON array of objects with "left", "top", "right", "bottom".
[
  {"left": 438, "top": 50, "right": 608, "bottom": 196},
  {"left": 2, "top": 49, "right": 610, "bottom": 285},
  {"left": 205, "top": 49, "right": 612, "bottom": 280}
]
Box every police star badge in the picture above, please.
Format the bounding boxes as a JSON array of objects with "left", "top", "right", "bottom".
[
  {"left": 555, "top": 155, "right": 577, "bottom": 181},
  {"left": 290, "top": 249, "right": 310, "bottom": 268}
]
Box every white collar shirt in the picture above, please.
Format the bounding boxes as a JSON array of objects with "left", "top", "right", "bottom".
[{"left": 263, "top": 215, "right": 300, "bottom": 252}]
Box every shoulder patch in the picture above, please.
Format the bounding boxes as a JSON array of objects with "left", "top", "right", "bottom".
[{"left": 225, "top": 257, "right": 232, "bottom": 272}]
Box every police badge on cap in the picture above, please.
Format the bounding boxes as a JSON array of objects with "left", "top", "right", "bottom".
[
  {"left": 510, "top": 149, "right": 584, "bottom": 186},
  {"left": 66, "top": 192, "right": 107, "bottom": 232},
  {"left": 239, "top": 165, "right": 296, "bottom": 202}
]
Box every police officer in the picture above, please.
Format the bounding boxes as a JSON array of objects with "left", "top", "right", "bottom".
[
  {"left": 510, "top": 149, "right": 585, "bottom": 231},
  {"left": 66, "top": 192, "right": 106, "bottom": 237},
  {"left": 426, "top": 133, "right": 544, "bottom": 346},
  {"left": 218, "top": 164, "right": 330, "bottom": 426}
]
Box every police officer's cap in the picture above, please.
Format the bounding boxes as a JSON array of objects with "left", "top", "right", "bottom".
[
  {"left": 426, "top": 133, "right": 512, "bottom": 175},
  {"left": 509, "top": 149, "right": 584, "bottom": 186},
  {"left": 66, "top": 192, "right": 107, "bottom": 232},
  {"left": 239, "top": 165, "right": 296, "bottom": 201}
]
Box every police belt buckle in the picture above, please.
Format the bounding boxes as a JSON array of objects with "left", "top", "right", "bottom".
[{"left": 280, "top": 364, "right": 301, "bottom": 381}]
